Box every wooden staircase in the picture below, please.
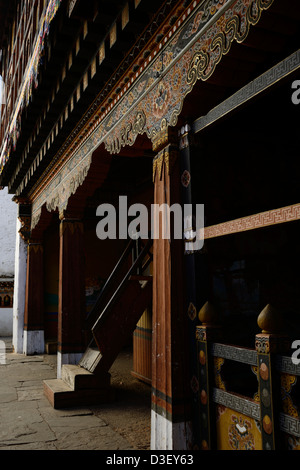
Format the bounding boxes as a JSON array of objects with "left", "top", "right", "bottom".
[{"left": 44, "top": 239, "right": 153, "bottom": 409}]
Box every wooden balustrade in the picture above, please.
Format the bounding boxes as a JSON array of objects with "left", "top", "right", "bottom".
[{"left": 196, "top": 302, "right": 295, "bottom": 450}]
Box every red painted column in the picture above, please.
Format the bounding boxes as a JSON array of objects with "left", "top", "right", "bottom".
[
  {"left": 57, "top": 216, "right": 86, "bottom": 377},
  {"left": 23, "top": 240, "right": 45, "bottom": 354},
  {"left": 151, "top": 132, "right": 191, "bottom": 450}
]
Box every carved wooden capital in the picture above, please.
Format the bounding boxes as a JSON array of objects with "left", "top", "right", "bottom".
[
  {"left": 19, "top": 216, "right": 31, "bottom": 242},
  {"left": 152, "top": 121, "right": 177, "bottom": 153},
  {"left": 152, "top": 143, "right": 178, "bottom": 182},
  {"left": 17, "top": 200, "right": 32, "bottom": 242}
]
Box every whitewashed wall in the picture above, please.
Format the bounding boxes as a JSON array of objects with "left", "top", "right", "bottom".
[{"left": 0, "top": 187, "right": 17, "bottom": 336}]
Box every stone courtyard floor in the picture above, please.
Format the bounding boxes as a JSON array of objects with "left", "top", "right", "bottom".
[{"left": 0, "top": 338, "right": 151, "bottom": 451}]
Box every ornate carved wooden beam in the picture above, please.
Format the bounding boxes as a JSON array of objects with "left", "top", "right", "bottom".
[
  {"left": 15, "top": 0, "right": 278, "bottom": 227},
  {"left": 192, "top": 48, "right": 300, "bottom": 135}
]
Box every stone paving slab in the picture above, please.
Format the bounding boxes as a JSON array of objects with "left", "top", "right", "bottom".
[
  {"left": 0, "top": 400, "right": 56, "bottom": 447},
  {"left": 0, "top": 338, "right": 134, "bottom": 451}
]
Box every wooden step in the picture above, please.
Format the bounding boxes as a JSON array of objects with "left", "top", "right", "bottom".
[
  {"left": 79, "top": 346, "right": 103, "bottom": 373},
  {"left": 43, "top": 377, "right": 114, "bottom": 409},
  {"left": 62, "top": 364, "right": 110, "bottom": 390}
]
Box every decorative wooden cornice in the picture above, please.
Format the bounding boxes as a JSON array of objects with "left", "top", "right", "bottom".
[
  {"left": 18, "top": 0, "right": 186, "bottom": 199},
  {"left": 104, "top": 110, "right": 147, "bottom": 155},
  {"left": 29, "top": 0, "right": 275, "bottom": 229}
]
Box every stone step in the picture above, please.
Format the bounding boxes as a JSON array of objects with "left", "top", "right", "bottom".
[
  {"left": 43, "top": 377, "right": 114, "bottom": 409},
  {"left": 61, "top": 364, "right": 110, "bottom": 390}
]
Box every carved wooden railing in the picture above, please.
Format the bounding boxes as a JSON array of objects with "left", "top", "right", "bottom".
[
  {"left": 275, "top": 354, "right": 300, "bottom": 449},
  {"left": 196, "top": 302, "right": 295, "bottom": 450}
]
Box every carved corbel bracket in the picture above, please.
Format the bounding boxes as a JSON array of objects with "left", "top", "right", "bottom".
[
  {"left": 152, "top": 122, "right": 178, "bottom": 182},
  {"left": 152, "top": 119, "right": 177, "bottom": 153},
  {"left": 13, "top": 197, "right": 32, "bottom": 242}
]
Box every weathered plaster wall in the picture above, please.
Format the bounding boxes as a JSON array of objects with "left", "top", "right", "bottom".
[
  {"left": 0, "top": 308, "right": 13, "bottom": 336},
  {"left": 0, "top": 188, "right": 17, "bottom": 277},
  {"left": 0, "top": 187, "right": 17, "bottom": 336}
]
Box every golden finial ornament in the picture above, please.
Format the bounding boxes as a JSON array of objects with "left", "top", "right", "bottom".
[
  {"left": 257, "top": 304, "right": 283, "bottom": 334},
  {"left": 198, "top": 301, "right": 218, "bottom": 326}
]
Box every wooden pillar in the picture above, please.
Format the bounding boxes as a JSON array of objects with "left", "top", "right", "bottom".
[
  {"left": 255, "top": 304, "right": 290, "bottom": 450},
  {"left": 23, "top": 239, "right": 45, "bottom": 354},
  {"left": 151, "top": 127, "right": 192, "bottom": 450},
  {"left": 195, "top": 302, "right": 220, "bottom": 450},
  {"left": 57, "top": 215, "right": 86, "bottom": 377},
  {"left": 179, "top": 124, "right": 201, "bottom": 447}
]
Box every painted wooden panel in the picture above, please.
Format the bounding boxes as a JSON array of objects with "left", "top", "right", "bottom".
[
  {"left": 216, "top": 405, "right": 262, "bottom": 450},
  {"left": 132, "top": 308, "right": 152, "bottom": 384}
]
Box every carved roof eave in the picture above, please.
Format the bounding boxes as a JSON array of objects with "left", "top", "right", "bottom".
[
  {"left": 0, "top": 0, "right": 63, "bottom": 182},
  {"left": 29, "top": 0, "right": 275, "bottom": 231},
  {"left": 7, "top": 1, "right": 186, "bottom": 196}
]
